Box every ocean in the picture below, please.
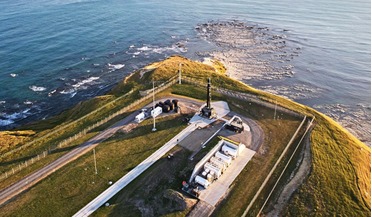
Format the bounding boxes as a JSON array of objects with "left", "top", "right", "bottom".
[{"left": 0, "top": 0, "right": 370, "bottom": 144}]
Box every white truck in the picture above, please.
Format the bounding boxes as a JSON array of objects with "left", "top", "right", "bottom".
[
  {"left": 135, "top": 112, "right": 146, "bottom": 123},
  {"left": 151, "top": 106, "right": 162, "bottom": 118}
]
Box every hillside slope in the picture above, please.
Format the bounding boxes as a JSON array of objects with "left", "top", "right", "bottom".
[
  {"left": 122, "top": 55, "right": 371, "bottom": 216},
  {"left": 1, "top": 55, "right": 370, "bottom": 216}
]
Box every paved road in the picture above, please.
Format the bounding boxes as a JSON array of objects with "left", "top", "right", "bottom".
[
  {"left": 0, "top": 96, "right": 202, "bottom": 207},
  {"left": 0, "top": 111, "right": 138, "bottom": 206},
  {"left": 73, "top": 122, "right": 200, "bottom": 217},
  {"left": 188, "top": 201, "right": 215, "bottom": 217}
]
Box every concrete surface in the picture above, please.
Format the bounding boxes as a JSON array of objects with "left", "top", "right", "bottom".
[
  {"left": 188, "top": 201, "right": 215, "bottom": 217},
  {"left": 0, "top": 96, "right": 203, "bottom": 207},
  {"left": 73, "top": 102, "right": 231, "bottom": 217},
  {"left": 198, "top": 147, "right": 256, "bottom": 206},
  {"left": 179, "top": 121, "right": 224, "bottom": 152}
]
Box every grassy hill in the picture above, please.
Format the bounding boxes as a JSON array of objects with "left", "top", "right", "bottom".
[
  {"left": 1, "top": 55, "right": 370, "bottom": 216},
  {"left": 112, "top": 55, "right": 371, "bottom": 216}
]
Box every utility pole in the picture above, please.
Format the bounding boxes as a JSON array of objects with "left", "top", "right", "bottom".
[
  {"left": 152, "top": 79, "right": 157, "bottom": 132},
  {"left": 274, "top": 100, "right": 277, "bottom": 120},
  {"left": 178, "top": 63, "right": 182, "bottom": 84},
  {"left": 93, "top": 148, "right": 98, "bottom": 175}
]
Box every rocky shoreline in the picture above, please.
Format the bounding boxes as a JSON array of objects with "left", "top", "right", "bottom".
[{"left": 195, "top": 20, "right": 370, "bottom": 146}]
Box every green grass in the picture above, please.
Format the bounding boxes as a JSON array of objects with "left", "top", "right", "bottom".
[
  {"left": 0, "top": 132, "right": 99, "bottom": 190},
  {"left": 169, "top": 75, "right": 370, "bottom": 216},
  {"left": 0, "top": 91, "right": 145, "bottom": 174},
  {"left": 0, "top": 130, "right": 35, "bottom": 155},
  {"left": 93, "top": 146, "right": 196, "bottom": 217},
  {"left": 0, "top": 56, "right": 369, "bottom": 216},
  {"left": 0, "top": 115, "right": 188, "bottom": 217},
  {"left": 283, "top": 118, "right": 371, "bottom": 216}
]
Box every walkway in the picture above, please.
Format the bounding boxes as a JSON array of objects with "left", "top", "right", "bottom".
[{"left": 73, "top": 101, "right": 230, "bottom": 216}]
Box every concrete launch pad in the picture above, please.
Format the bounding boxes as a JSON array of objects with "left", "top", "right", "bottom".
[{"left": 198, "top": 147, "right": 256, "bottom": 206}]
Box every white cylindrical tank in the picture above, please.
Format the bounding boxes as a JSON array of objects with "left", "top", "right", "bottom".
[
  {"left": 202, "top": 171, "right": 207, "bottom": 177},
  {"left": 195, "top": 175, "right": 210, "bottom": 188},
  {"left": 207, "top": 174, "right": 213, "bottom": 182},
  {"left": 204, "top": 162, "right": 222, "bottom": 178},
  {"left": 222, "top": 145, "right": 238, "bottom": 158},
  {"left": 135, "top": 112, "right": 145, "bottom": 123},
  {"left": 210, "top": 157, "right": 227, "bottom": 170},
  {"left": 215, "top": 151, "right": 232, "bottom": 165},
  {"left": 151, "top": 107, "right": 162, "bottom": 117}
]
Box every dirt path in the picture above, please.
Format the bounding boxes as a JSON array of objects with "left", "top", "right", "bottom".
[{"left": 266, "top": 130, "right": 312, "bottom": 217}]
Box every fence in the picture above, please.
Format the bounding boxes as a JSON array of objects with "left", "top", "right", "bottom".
[
  {"left": 182, "top": 76, "right": 303, "bottom": 118},
  {"left": 0, "top": 75, "right": 178, "bottom": 182},
  {"left": 0, "top": 74, "right": 303, "bottom": 182}
]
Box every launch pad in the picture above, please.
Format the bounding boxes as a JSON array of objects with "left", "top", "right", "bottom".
[{"left": 200, "top": 78, "right": 217, "bottom": 119}]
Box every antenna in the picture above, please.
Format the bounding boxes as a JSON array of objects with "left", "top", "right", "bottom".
[
  {"left": 178, "top": 63, "right": 182, "bottom": 84},
  {"left": 152, "top": 79, "right": 157, "bottom": 132},
  {"left": 207, "top": 78, "right": 211, "bottom": 109},
  {"left": 93, "top": 148, "right": 98, "bottom": 175}
]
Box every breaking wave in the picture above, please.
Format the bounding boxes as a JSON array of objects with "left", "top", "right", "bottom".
[
  {"left": 72, "top": 77, "right": 100, "bottom": 88},
  {"left": 108, "top": 63, "right": 125, "bottom": 71},
  {"left": 29, "top": 85, "right": 47, "bottom": 92},
  {"left": 0, "top": 108, "right": 32, "bottom": 127}
]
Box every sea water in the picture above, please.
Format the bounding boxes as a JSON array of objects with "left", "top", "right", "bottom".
[{"left": 0, "top": 0, "right": 370, "bottom": 143}]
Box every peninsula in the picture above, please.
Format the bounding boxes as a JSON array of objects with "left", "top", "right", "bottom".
[{"left": 0, "top": 56, "right": 370, "bottom": 217}]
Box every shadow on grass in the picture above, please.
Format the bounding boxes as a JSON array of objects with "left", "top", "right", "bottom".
[
  {"left": 103, "top": 117, "right": 187, "bottom": 143},
  {"left": 0, "top": 144, "right": 80, "bottom": 167}
]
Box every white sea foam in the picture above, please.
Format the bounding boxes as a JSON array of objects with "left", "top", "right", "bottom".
[
  {"left": 108, "top": 63, "right": 125, "bottom": 71},
  {"left": 70, "top": 92, "right": 77, "bottom": 98},
  {"left": 137, "top": 46, "right": 152, "bottom": 51},
  {"left": 0, "top": 119, "right": 14, "bottom": 126},
  {"left": 1, "top": 109, "right": 31, "bottom": 121},
  {"left": 136, "top": 42, "right": 187, "bottom": 55},
  {"left": 72, "top": 77, "right": 100, "bottom": 88},
  {"left": 48, "top": 89, "right": 57, "bottom": 97},
  {"left": 29, "top": 85, "right": 46, "bottom": 92},
  {"left": 60, "top": 88, "right": 77, "bottom": 98},
  {"left": 10, "top": 73, "right": 18, "bottom": 77},
  {"left": 0, "top": 101, "right": 5, "bottom": 104},
  {"left": 24, "top": 100, "right": 33, "bottom": 105},
  {"left": 60, "top": 89, "right": 75, "bottom": 94}
]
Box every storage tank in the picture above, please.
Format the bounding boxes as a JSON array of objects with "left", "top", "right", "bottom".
[
  {"left": 204, "top": 162, "right": 222, "bottom": 178},
  {"left": 151, "top": 106, "right": 162, "bottom": 117},
  {"left": 202, "top": 171, "right": 207, "bottom": 177},
  {"left": 195, "top": 175, "right": 210, "bottom": 188},
  {"left": 215, "top": 151, "right": 232, "bottom": 165},
  {"left": 210, "top": 157, "right": 227, "bottom": 171},
  {"left": 207, "top": 174, "right": 213, "bottom": 182},
  {"left": 161, "top": 104, "right": 170, "bottom": 113},
  {"left": 222, "top": 145, "right": 238, "bottom": 158},
  {"left": 135, "top": 112, "right": 145, "bottom": 123},
  {"left": 172, "top": 99, "right": 179, "bottom": 107},
  {"left": 164, "top": 100, "right": 174, "bottom": 110}
]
